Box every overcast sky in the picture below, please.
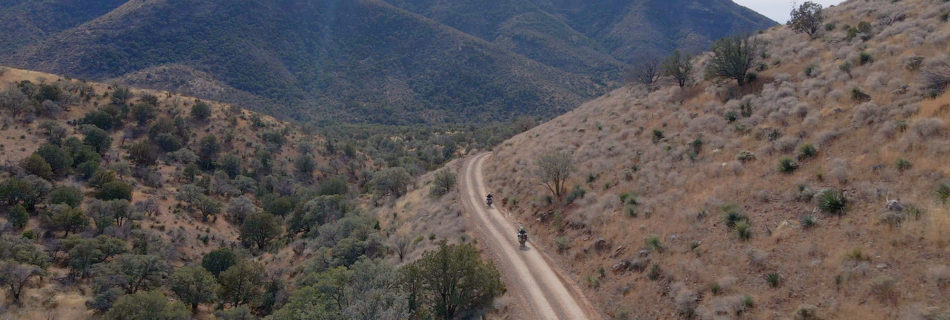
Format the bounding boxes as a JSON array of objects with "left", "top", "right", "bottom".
[{"left": 733, "top": 0, "right": 845, "bottom": 23}]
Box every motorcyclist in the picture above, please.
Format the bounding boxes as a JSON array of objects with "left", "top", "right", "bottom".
[
  {"left": 486, "top": 193, "right": 494, "bottom": 207},
  {"left": 517, "top": 226, "right": 527, "bottom": 245}
]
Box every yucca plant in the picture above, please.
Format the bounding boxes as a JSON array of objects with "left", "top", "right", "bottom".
[{"left": 818, "top": 189, "right": 847, "bottom": 215}]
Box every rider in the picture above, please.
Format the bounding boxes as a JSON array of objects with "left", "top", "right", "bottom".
[
  {"left": 486, "top": 193, "right": 494, "bottom": 205},
  {"left": 518, "top": 226, "right": 527, "bottom": 240}
]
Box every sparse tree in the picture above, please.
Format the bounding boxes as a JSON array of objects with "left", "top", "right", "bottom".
[
  {"left": 706, "top": 35, "right": 760, "bottom": 86},
  {"left": 87, "top": 199, "right": 136, "bottom": 232},
  {"left": 534, "top": 152, "right": 575, "bottom": 200},
  {"left": 103, "top": 290, "right": 189, "bottom": 320},
  {"left": 201, "top": 248, "right": 237, "bottom": 278},
  {"left": 240, "top": 211, "right": 281, "bottom": 250},
  {"left": 662, "top": 50, "right": 693, "bottom": 88},
  {"left": 92, "top": 254, "right": 169, "bottom": 294},
  {"left": 0, "top": 260, "right": 43, "bottom": 305},
  {"left": 227, "top": 196, "right": 256, "bottom": 224},
  {"left": 789, "top": 2, "right": 823, "bottom": 38},
  {"left": 128, "top": 141, "right": 159, "bottom": 166},
  {"left": 61, "top": 235, "right": 127, "bottom": 278},
  {"left": 370, "top": 167, "right": 412, "bottom": 198},
  {"left": 218, "top": 261, "right": 266, "bottom": 307},
  {"left": 170, "top": 266, "right": 218, "bottom": 314},
  {"left": 7, "top": 205, "right": 28, "bottom": 230},
  {"left": 430, "top": 169, "right": 456, "bottom": 197},
  {"left": 191, "top": 101, "right": 212, "bottom": 122},
  {"left": 49, "top": 185, "right": 83, "bottom": 208},
  {"left": 83, "top": 125, "right": 113, "bottom": 154},
  {"left": 631, "top": 59, "right": 661, "bottom": 88},
  {"left": 41, "top": 204, "right": 88, "bottom": 237}
]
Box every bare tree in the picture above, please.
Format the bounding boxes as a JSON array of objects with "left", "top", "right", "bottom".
[
  {"left": 630, "top": 59, "right": 661, "bottom": 89},
  {"left": 534, "top": 152, "right": 575, "bottom": 200},
  {"left": 662, "top": 50, "right": 693, "bottom": 88},
  {"left": 789, "top": 2, "right": 823, "bottom": 38},
  {"left": 0, "top": 260, "right": 42, "bottom": 305},
  {"left": 390, "top": 234, "right": 411, "bottom": 262}
]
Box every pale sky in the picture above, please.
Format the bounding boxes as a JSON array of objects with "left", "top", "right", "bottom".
[{"left": 733, "top": 0, "right": 846, "bottom": 23}]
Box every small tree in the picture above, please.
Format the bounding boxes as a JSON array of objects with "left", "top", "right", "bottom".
[
  {"left": 401, "top": 242, "right": 504, "bottom": 318},
  {"left": 170, "top": 266, "right": 218, "bottom": 314},
  {"left": 294, "top": 154, "right": 316, "bottom": 177},
  {"left": 92, "top": 254, "right": 169, "bottom": 294},
  {"left": 191, "top": 101, "right": 212, "bottom": 122},
  {"left": 96, "top": 181, "right": 133, "bottom": 201},
  {"left": 789, "top": 2, "right": 823, "bottom": 38},
  {"left": 41, "top": 204, "right": 88, "bottom": 237},
  {"left": 218, "top": 261, "right": 265, "bottom": 307},
  {"left": 631, "top": 59, "right": 661, "bottom": 88},
  {"left": 240, "top": 211, "right": 281, "bottom": 250},
  {"left": 103, "top": 290, "right": 189, "bottom": 320},
  {"left": 128, "top": 141, "right": 159, "bottom": 166},
  {"left": 430, "top": 169, "right": 456, "bottom": 197},
  {"left": 534, "top": 152, "right": 575, "bottom": 200},
  {"left": 49, "top": 185, "right": 83, "bottom": 207},
  {"left": 370, "top": 167, "right": 412, "bottom": 198},
  {"left": 21, "top": 154, "right": 53, "bottom": 179},
  {"left": 7, "top": 205, "right": 28, "bottom": 230},
  {"left": 201, "top": 248, "right": 237, "bottom": 278},
  {"left": 83, "top": 126, "right": 113, "bottom": 154},
  {"left": 706, "top": 36, "right": 760, "bottom": 86},
  {"left": 662, "top": 50, "right": 693, "bottom": 88}
]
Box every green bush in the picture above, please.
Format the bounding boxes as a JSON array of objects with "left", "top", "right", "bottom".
[
  {"left": 736, "top": 150, "right": 756, "bottom": 162},
  {"left": 191, "top": 101, "right": 212, "bottom": 121},
  {"left": 644, "top": 236, "right": 663, "bottom": 252},
  {"left": 799, "top": 215, "right": 817, "bottom": 229},
  {"left": 851, "top": 87, "right": 871, "bottom": 102},
  {"left": 766, "top": 273, "right": 782, "bottom": 287},
  {"left": 937, "top": 180, "right": 950, "bottom": 204},
  {"left": 554, "top": 236, "right": 569, "bottom": 252},
  {"left": 734, "top": 221, "right": 752, "bottom": 240},
  {"left": 778, "top": 157, "right": 799, "bottom": 173},
  {"left": 721, "top": 204, "right": 747, "bottom": 228},
  {"left": 817, "top": 189, "right": 847, "bottom": 215},
  {"left": 8, "top": 205, "right": 28, "bottom": 230},
  {"left": 566, "top": 186, "right": 587, "bottom": 204},
  {"left": 858, "top": 52, "right": 873, "bottom": 65},
  {"left": 96, "top": 181, "right": 133, "bottom": 201},
  {"left": 797, "top": 144, "right": 817, "bottom": 160},
  {"left": 895, "top": 158, "right": 912, "bottom": 172}
]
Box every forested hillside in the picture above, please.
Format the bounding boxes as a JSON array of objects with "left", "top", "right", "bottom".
[
  {"left": 0, "top": 67, "right": 504, "bottom": 319},
  {"left": 0, "top": 0, "right": 774, "bottom": 125}
]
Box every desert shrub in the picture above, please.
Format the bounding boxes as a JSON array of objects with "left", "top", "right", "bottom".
[
  {"left": 803, "top": 64, "right": 818, "bottom": 77},
  {"left": 49, "top": 185, "right": 83, "bottom": 208},
  {"left": 797, "top": 144, "right": 817, "bottom": 160},
  {"left": 936, "top": 180, "right": 950, "bottom": 204},
  {"left": 799, "top": 214, "right": 817, "bottom": 229},
  {"left": 793, "top": 304, "right": 819, "bottom": 320},
  {"left": 879, "top": 211, "right": 905, "bottom": 228},
  {"left": 21, "top": 154, "right": 53, "bottom": 179},
  {"left": 566, "top": 186, "right": 587, "bottom": 204},
  {"left": 554, "top": 236, "right": 569, "bottom": 252},
  {"left": 725, "top": 111, "right": 738, "bottom": 122},
  {"left": 895, "top": 157, "right": 912, "bottom": 172},
  {"left": 648, "top": 264, "right": 662, "bottom": 280},
  {"left": 844, "top": 248, "right": 869, "bottom": 262},
  {"left": 104, "top": 290, "right": 188, "bottom": 320},
  {"left": 817, "top": 189, "right": 847, "bottom": 215},
  {"left": 652, "top": 129, "right": 664, "bottom": 143},
  {"left": 7, "top": 205, "right": 28, "bottom": 230},
  {"left": 644, "top": 236, "right": 663, "bottom": 252},
  {"left": 97, "top": 181, "right": 133, "bottom": 201},
  {"left": 778, "top": 157, "right": 799, "bottom": 173},
  {"left": 839, "top": 61, "right": 853, "bottom": 78},
  {"left": 904, "top": 204, "right": 924, "bottom": 220},
  {"left": 906, "top": 56, "right": 924, "bottom": 71},
  {"left": 922, "top": 62, "right": 950, "bottom": 96},
  {"left": 859, "top": 52, "right": 874, "bottom": 65},
  {"left": 765, "top": 273, "right": 782, "bottom": 287},
  {"left": 869, "top": 276, "right": 898, "bottom": 304},
  {"left": 851, "top": 88, "right": 871, "bottom": 102},
  {"left": 736, "top": 150, "right": 756, "bottom": 162},
  {"left": 734, "top": 221, "right": 752, "bottom": 240},
  {"left": 721, "top": 204, "right": 748, "bottom": 228}
]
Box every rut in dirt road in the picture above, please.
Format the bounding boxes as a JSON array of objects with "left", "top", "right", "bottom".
[{"left": 460, "top": 153, "right": 599, "bottom": 320}]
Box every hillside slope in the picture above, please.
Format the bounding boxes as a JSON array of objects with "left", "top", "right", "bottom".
[
  {"left": 0, "top": 0, "right": 774, "bottom": 124},
  {"left": 483, "top": 0, "right": 950, "bottom": 318}
]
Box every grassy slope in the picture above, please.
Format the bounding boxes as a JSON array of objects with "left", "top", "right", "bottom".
[{"left": 484, "top": 0, "right": 950, "bottom": 318}]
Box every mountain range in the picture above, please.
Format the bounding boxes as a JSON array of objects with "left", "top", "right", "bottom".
[{"left": 0, "top": 0, "right": 775, "bottom": 124}]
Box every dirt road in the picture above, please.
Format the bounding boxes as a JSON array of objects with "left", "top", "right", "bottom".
[{"left": 460, "top": 153, "right": 600, "bottom": 320}]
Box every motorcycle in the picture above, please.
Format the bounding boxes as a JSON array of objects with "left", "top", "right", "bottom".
[
  {"left": 518, "top": 231, "right": 528, "bottom": 248},
  {"left": 486, "top": 195, "right": 493, "bottom": 208}
]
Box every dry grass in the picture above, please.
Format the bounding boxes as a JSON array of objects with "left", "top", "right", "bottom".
[{"left": 483, "top": 0, "right": 950, "bottom": 318}]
